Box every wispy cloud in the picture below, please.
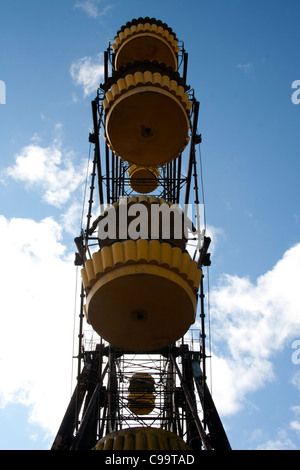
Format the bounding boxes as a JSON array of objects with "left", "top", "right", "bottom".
[
  {"left": 0, "top": 125, "right": 90, "bottom": 441},
  {"left": 208, "top": 243, "right": 300, "bottom": 417},
  {"left": 70, "top": 53, "right": 104, "bottom": 98},
  {"left": 236, "top": 63, "right": 253, "bottom": 74},
  {"left": 0, "top": 214, "right": 77, "bottom": 439},
  {"left": 74, "top": 0, "right": 113, "bottom": 19},
  {"left": 4, "top": 125, "right": 85, "bottom": 208},
  {"left": 256, "top": 428, "right": 298, "bottom": 450}
]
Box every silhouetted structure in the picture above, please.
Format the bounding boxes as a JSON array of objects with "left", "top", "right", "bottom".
[{"left": 51, "top": 17, "right": 231, "bottom": 451}]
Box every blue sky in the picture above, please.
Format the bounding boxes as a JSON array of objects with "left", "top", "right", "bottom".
[{"left": 0, "top": 0, "right": 300, "bottom": 450}]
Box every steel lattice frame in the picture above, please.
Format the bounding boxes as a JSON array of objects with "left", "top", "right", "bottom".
[{"left": 51, "top": 41, "right": 231, "bottom": 452}]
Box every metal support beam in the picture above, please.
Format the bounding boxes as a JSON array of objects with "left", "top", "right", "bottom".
[
  {"left": 91, "top": 100, "right": 104, "bottom": 209},
  {"left": 70, "top": 363, "right": 109, "bottom": 450},
  {"left": 51, "top": 364, "right": 95, "bottom": 450},
  {"left": 169, "top": 350, "right": 212, "bottom": 451},
  {"left": 183, "top": 52, "right": 188, "bottom": 85},
  {"left": 75, "top": 283, "right": 85, "bottom": 431},
  {"left": 185, "top": 100, "right": 199, "bottom": 206},
  {"left": 199, "top": 276, "right": 207, "bottom": 429},
  {"left": 107, "top": 346, "right": 119, "bottom": 434},
  {"left": 192, "top": 359, "right": 231, "bottom": 450}
]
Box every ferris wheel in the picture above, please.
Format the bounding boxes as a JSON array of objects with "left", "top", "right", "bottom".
[{"left": 51, "top": 17, "right": 231, "bottom": 452}]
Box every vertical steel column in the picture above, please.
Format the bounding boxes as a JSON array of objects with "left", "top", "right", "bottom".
[
  {"left": 91, "top": 99, "right": 104, "bottom": 209},
  {"left": 107, "top": 346, "right": 119, "bottom": 434},
  {"left": 51, "top": 365, "right": 91, "bottom": 450},
  {"left": 163, "top": 358, "right": 177, "bottom": 434},
  {"left": 199, "top": 275, "right": 207, "bottom": 428},
  {"left": 75, "top": 283, "right": 85, "bottom": 432},
  {"left": 104, "top": 50, "right": 110, "bottom": 204},
  {"left": 70, "top": 363, "right": 109, "bottom": 450},
  {"left": 176, "top": 154, "right": 182, "bottom": 204},
  {"left": 170, "top": 349, "right": 212, "bottom": 450},
  {"left": 192, "top": 358, "right": 232, "bottom": 450},
  {"left": 185, "top": 100, "right": 199, "bottom": 206}
]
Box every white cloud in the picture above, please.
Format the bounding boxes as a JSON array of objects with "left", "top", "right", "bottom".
[
  {"left": 290, "top": 420, "right": 300, "bottom": 432},
  {"left": 205, "top": 224, "right": 225, "bottom": 256},
  {"left": 70, "top": 53, "right": 104, "bottom": 97},
  {"left": 75, "top": 0, "right": 99, "bottom": 18},
  {"left": 207, "top": 243, "right": 300, "bottom": 416},
  {"left": 237, "top": 63, "right": 253, "bottom": 73},
  {"left": 60, "top": 200, "right": 84, "bottom": 235},
  {"left": 74, "top": 0, "right": 113, "bottom": 19},
  {"left": 291, "top": 371, "right": 300, "bottom": 391},
  {"left": 0, "top": 215, "right": 79, "bottom": 440},
  {"left": 289, "top": 406, "right": 300, "bottom": 441},
  {"left": 4, "top": 131, "right": 85, "bottom": 208},
  {"left": 256, "top": 428, "right": 298, "bottom": 450}
]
